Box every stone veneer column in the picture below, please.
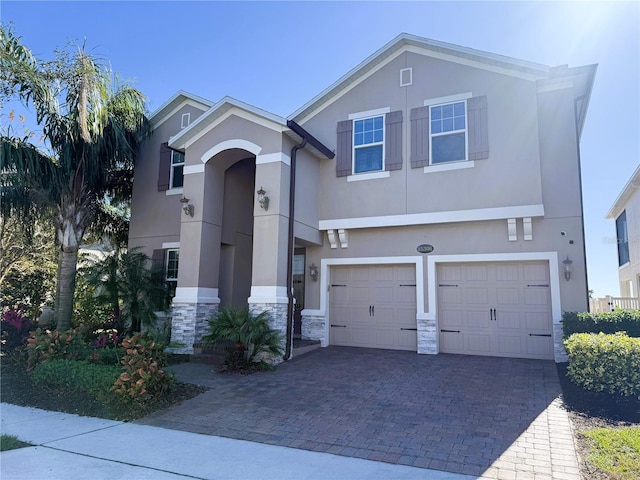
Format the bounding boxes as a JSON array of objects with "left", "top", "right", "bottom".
[
  {"left": 248, "top": 297, "right": 289, "bottom": 363},
  {"left": 301, "top": 312, "right": 326, "bottom": 345},
  {"left": 417, "top": 317, "right": 438, "bottom": 354},
  {"left": 168, "top": 287, "right": 220, "bottom": 354},
  {"left": 553, "top": 321, "right": 567, "bottom": 362}
]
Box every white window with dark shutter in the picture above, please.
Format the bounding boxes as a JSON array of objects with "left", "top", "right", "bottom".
[
  {"left": 336, "top": 107, "right": 403, "bottom": 181},
  {"left": 170, "top": 151, "right": 185, "bottom": 189},
  {"left": 410, "top": 93, "right": 489, "bottom": 173}
]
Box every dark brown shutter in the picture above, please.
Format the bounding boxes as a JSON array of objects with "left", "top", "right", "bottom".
[
  {"left": 467, "top": 95, "right": 489, "bottom": 160},
  {"left": 336, "top": 120, "right": 353, "bottom": 177},
  {"left": 157, "top": 142, "right": 171, "bottom": 191},
  {"left": 384, "top": 110, "right": 403, "bottom": 171},
  {"left": 410, "top": 106, "right": 430, "bottom": 168},
  {"left": 151, "top": 249, "right": 166, "bottom": 271}
]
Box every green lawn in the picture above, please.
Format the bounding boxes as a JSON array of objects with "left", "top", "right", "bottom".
[
  {"left": 0, "top": 435, "right": 31, "bottom": 452},
  {"left": 584, "top": 427, "right": 640, "bottom": 480}
]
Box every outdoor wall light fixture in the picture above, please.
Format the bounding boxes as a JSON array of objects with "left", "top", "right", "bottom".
[
  {"left": 308, "top": 263, "right": 318, "bottom": 282},
  {"left": 180, "top": 196, "right": 194, "bottom": 217},
  {"left": 562, "top": 256, "right": 573, "bottom": 281},
  {"left": 257, "top": 187, "right": 269, "bottom": 211}
]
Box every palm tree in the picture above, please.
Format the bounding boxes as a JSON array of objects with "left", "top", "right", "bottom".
[{"left": 0, "top": 27, "right": 151, "bottom": 331}]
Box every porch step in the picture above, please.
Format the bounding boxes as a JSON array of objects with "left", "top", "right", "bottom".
[{"left": 293, "top": 338, "right": 321, "bottom": 358}]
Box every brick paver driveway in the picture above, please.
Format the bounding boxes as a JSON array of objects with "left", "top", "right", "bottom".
[{"left": 138, "top": 347, "right": 579, "bottom": 478}]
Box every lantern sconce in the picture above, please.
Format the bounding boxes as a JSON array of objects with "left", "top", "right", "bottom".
[
  {"left": 308, "top": 263, "right": 318, "bottom": 282},
  {"left": 180, "top": 196, "right": 194, "bottom": 217},
  {"left": 257, "top": 186, "right": 269, "bottom": 211},
  {"left": 562, "top": 256, "right": 573, "bottom": 281}
]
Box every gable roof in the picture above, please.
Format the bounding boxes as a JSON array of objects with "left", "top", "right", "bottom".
[
  {"left": 168, "top": 96, "right": 287, "bottom": 150},
  {"left": 606, "top": 164, "right": 640, "bottom": 219},
  {"left": 290, "top": 33, "right": 552, "bottom": 124},
  {"left": 149, "top": 90, "right": 214, "bottom": 127}
]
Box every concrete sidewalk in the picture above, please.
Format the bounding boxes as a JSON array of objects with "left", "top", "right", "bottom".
[{"left": 0, "top": 403, "right": 472, "bottom": 480}]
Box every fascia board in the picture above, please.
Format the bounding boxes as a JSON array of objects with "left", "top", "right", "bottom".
[
  {"left": 290, "top": 33, "right": 550, "bottom": 124},
  {"left": 169, "top": 96, "right": 287, "bottom": 150},
  {"left": 606, "top": 165, "right": 640, "bottom": 219},
  {"left": 149, "top": 90, "right": 214, "bottom": 123}
]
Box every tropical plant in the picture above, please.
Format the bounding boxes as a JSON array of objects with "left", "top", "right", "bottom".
[
  {"left": 111, "top": 334, "right": 174, "bottom": 406},
  {"left": 0, "top": 26, "right": 151, "bottom": 331},
  {"left": 81, "top": 248, "right": 169, "bottom": 336},
  {"left": 202, "top": 307, "right": 284, "bottom": 370},
  {"left": 0, "top": 307, "right": 33, "bottom": 352}
]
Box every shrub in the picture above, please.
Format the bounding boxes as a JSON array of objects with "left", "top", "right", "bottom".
[
  {"left": 564, "top": 332, "right": 640, "bottom": 399},
  {"left": 31, "top": 359, "right": 121, "bottom": 404},
  {"left": 25, "top": 327, "right": 90, "bottom": 371},
  {"left": 1, "top": 308, "right": 33, "bottom": 352},
  {"left": 563, "top": 310, "right": 640, "bottom": 338},
  {"left": 111, "top": 334, "right": 174, "bottom": 406},
  {"left": 203, "top": 307, "right": 284, "bottom": 371}
]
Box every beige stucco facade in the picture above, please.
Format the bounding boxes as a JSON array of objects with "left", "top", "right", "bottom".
[
  {"left": 128, "top": 34, "right": 596, "bottom": 361},
  {"left": 606, "top": 165, "right": 640, "bottom": 297}
]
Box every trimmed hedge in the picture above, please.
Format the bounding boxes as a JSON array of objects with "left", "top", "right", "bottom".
[
  {"left": 564, "top": 332, "right": 640, "bottom": 399},
  {"left": 562, "top": 310, "right": 640, "bottom": 338},
  {"left": 31, "top": 359, "right": 121, "bottom": 403}
]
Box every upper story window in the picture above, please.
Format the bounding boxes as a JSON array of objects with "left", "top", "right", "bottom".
[
  {"left": 166, "top": 249, "right": 179, "bottom": 281},
  {"left": 410, "top": 94, "right": 488, "bottom": 171},
  {"left": 170, "top": 151, "right": 185, "bottom": 189},
  {"left": 616, "top": 210, "right": 629, "bottom": 266},
  {"left": 430, "top": 101, "right": 467, "bottom": 164},
  {"left": 353, "top": 115, "right": 384, "bottom": 173},
  {"left": 335, "top": 108, "right": 403, "bottom": 180}
]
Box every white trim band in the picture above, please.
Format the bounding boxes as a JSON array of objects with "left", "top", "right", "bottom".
[
  {"left": 248, "top": 286, "right": 289, "bottom": 305},
  {"left": 162, "top": 242, "right": 180, "bottom": 249},
  {"left": 173, "top": 287, "right": 220, "bottom": 304},
  {"left": 319, "top": 204, "right": 545, "bottom": 231},
  {"left": 256, "top": 152, "right": 291, "bottom": 166},
  {"left": 184, "top": 164, "right": 205, "bottom": 175}
]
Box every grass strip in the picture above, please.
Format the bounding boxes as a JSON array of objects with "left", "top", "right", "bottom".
[
  {"left": 584, "top": 426, "right": 640, "bottom": 480},
  {"left": 0, "top": 434, "right": 32, "bottom": 451}
]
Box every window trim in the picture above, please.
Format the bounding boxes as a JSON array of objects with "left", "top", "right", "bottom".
[
  {"left": 348, "top": 107, "right": 390, "bottom": 175},
  {"left": 181, "top": 113, "right": 191, "bottom": 129},
  {"left": 170, "top": 150, "right": 185, "bottom": 190},
  {"left": 428, "top": 100, "right": 468, "bottom": 165},
  {"left": 616, "top": 210, "right": 630, "bottom": 267},
  {"left": 424, "top": 92, "right": 472, "bottom": 166},
  {"left": 165, "top": 249, "right": 179, "bottom": 281}
]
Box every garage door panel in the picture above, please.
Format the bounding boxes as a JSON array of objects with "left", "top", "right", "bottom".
[
  {"left": 523, "top": 263, "right": 548, "bottom": 282},
  {"left": 465, "top": 287, "right": 489, "bottom": 305},
  {"left": 438, "top": 262, "right": 553, "bottom": 360},
  {"left": 496, "top": 264, "right": 519, "bottom": 281},
  {"left": 524, "top": 312, "right": 551, "bottom": 331},
  {"left": 496, "top": 288, "right": 519, "bottom": 305},
  {"left": 440, "top": 309, "right": 464, "bottom": 328},
  {"left": 524, "top": 288, "right": 549, "bottom": 306},
  {"left": 467, "top": 334, "right": 492, "bottom": 353},
  {"left": 466, "top": 265, "right": 489, "bottom": 281},
  {"left": 440, "top": 287, "right": 462, "bottom": 304},
  {"left": 526, "top": 336, "right": 553, "bottom": 357},
  {"left": 467, "top": 311, "right": 490, "bottom": 328},
  {"left": 372, "top": 286, "right": 394, "bottom": 302},
  {"left": 496, "top": 311, "right": 521, "bottom": 330},
  {"left": 330, "top": 265, "right": 417, "bottom": 351},
  {"left": 497, "top": 335, "right": 523, "bottom": 355},
  {"left": 440, "top": 331, "right": 464, "bottom": 352}
]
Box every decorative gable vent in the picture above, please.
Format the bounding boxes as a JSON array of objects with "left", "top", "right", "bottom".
[{"left": 400, "top": 68, "right": 412, "bottom": 87}]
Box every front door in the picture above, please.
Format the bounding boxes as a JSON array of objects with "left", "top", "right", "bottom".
[{"left": 293, "top": 250, "right": 305, "bottom": 337}]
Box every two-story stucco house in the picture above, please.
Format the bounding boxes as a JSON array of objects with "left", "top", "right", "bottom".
[
  {"left": 128, "top": 34, "right": 596, "bottom": 362},
  {"left": 606, "top": 165, "right": 640, "bottom": 299}
]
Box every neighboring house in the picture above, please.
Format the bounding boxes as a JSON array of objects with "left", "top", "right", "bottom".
[
  {"left": 606, "top": 164, "right": 640, "bottom": 300},
  {"left": 128, "top": 33, "right": 596, "bottom": 362}
]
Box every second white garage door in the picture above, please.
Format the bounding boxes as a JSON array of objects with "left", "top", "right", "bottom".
[
  {"left": 438, "top": 262, "right": 553, "bottom": 360},
  {"left": 329, "top": 265, "right": 417, "bottom": 351}
]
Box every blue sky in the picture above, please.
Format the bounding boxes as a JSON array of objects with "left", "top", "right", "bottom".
[{"left": 2, "top": 1, "right": 639, "bottom": 297}]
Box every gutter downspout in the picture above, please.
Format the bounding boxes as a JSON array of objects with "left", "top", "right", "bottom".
[{"left": 284, "top": 138, "right": 307, "bottom": 360}]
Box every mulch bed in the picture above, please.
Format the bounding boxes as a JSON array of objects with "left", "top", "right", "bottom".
[{"left": 557, "top": 363, "right": 640, "bottom": 479}]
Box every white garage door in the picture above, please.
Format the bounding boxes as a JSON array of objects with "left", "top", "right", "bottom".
[
  {"left": 438, "top": 262, "right": 553, "bottom": 360},
  {"left": 329, "top": 265, "right": 417, "bottom": 351}
]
